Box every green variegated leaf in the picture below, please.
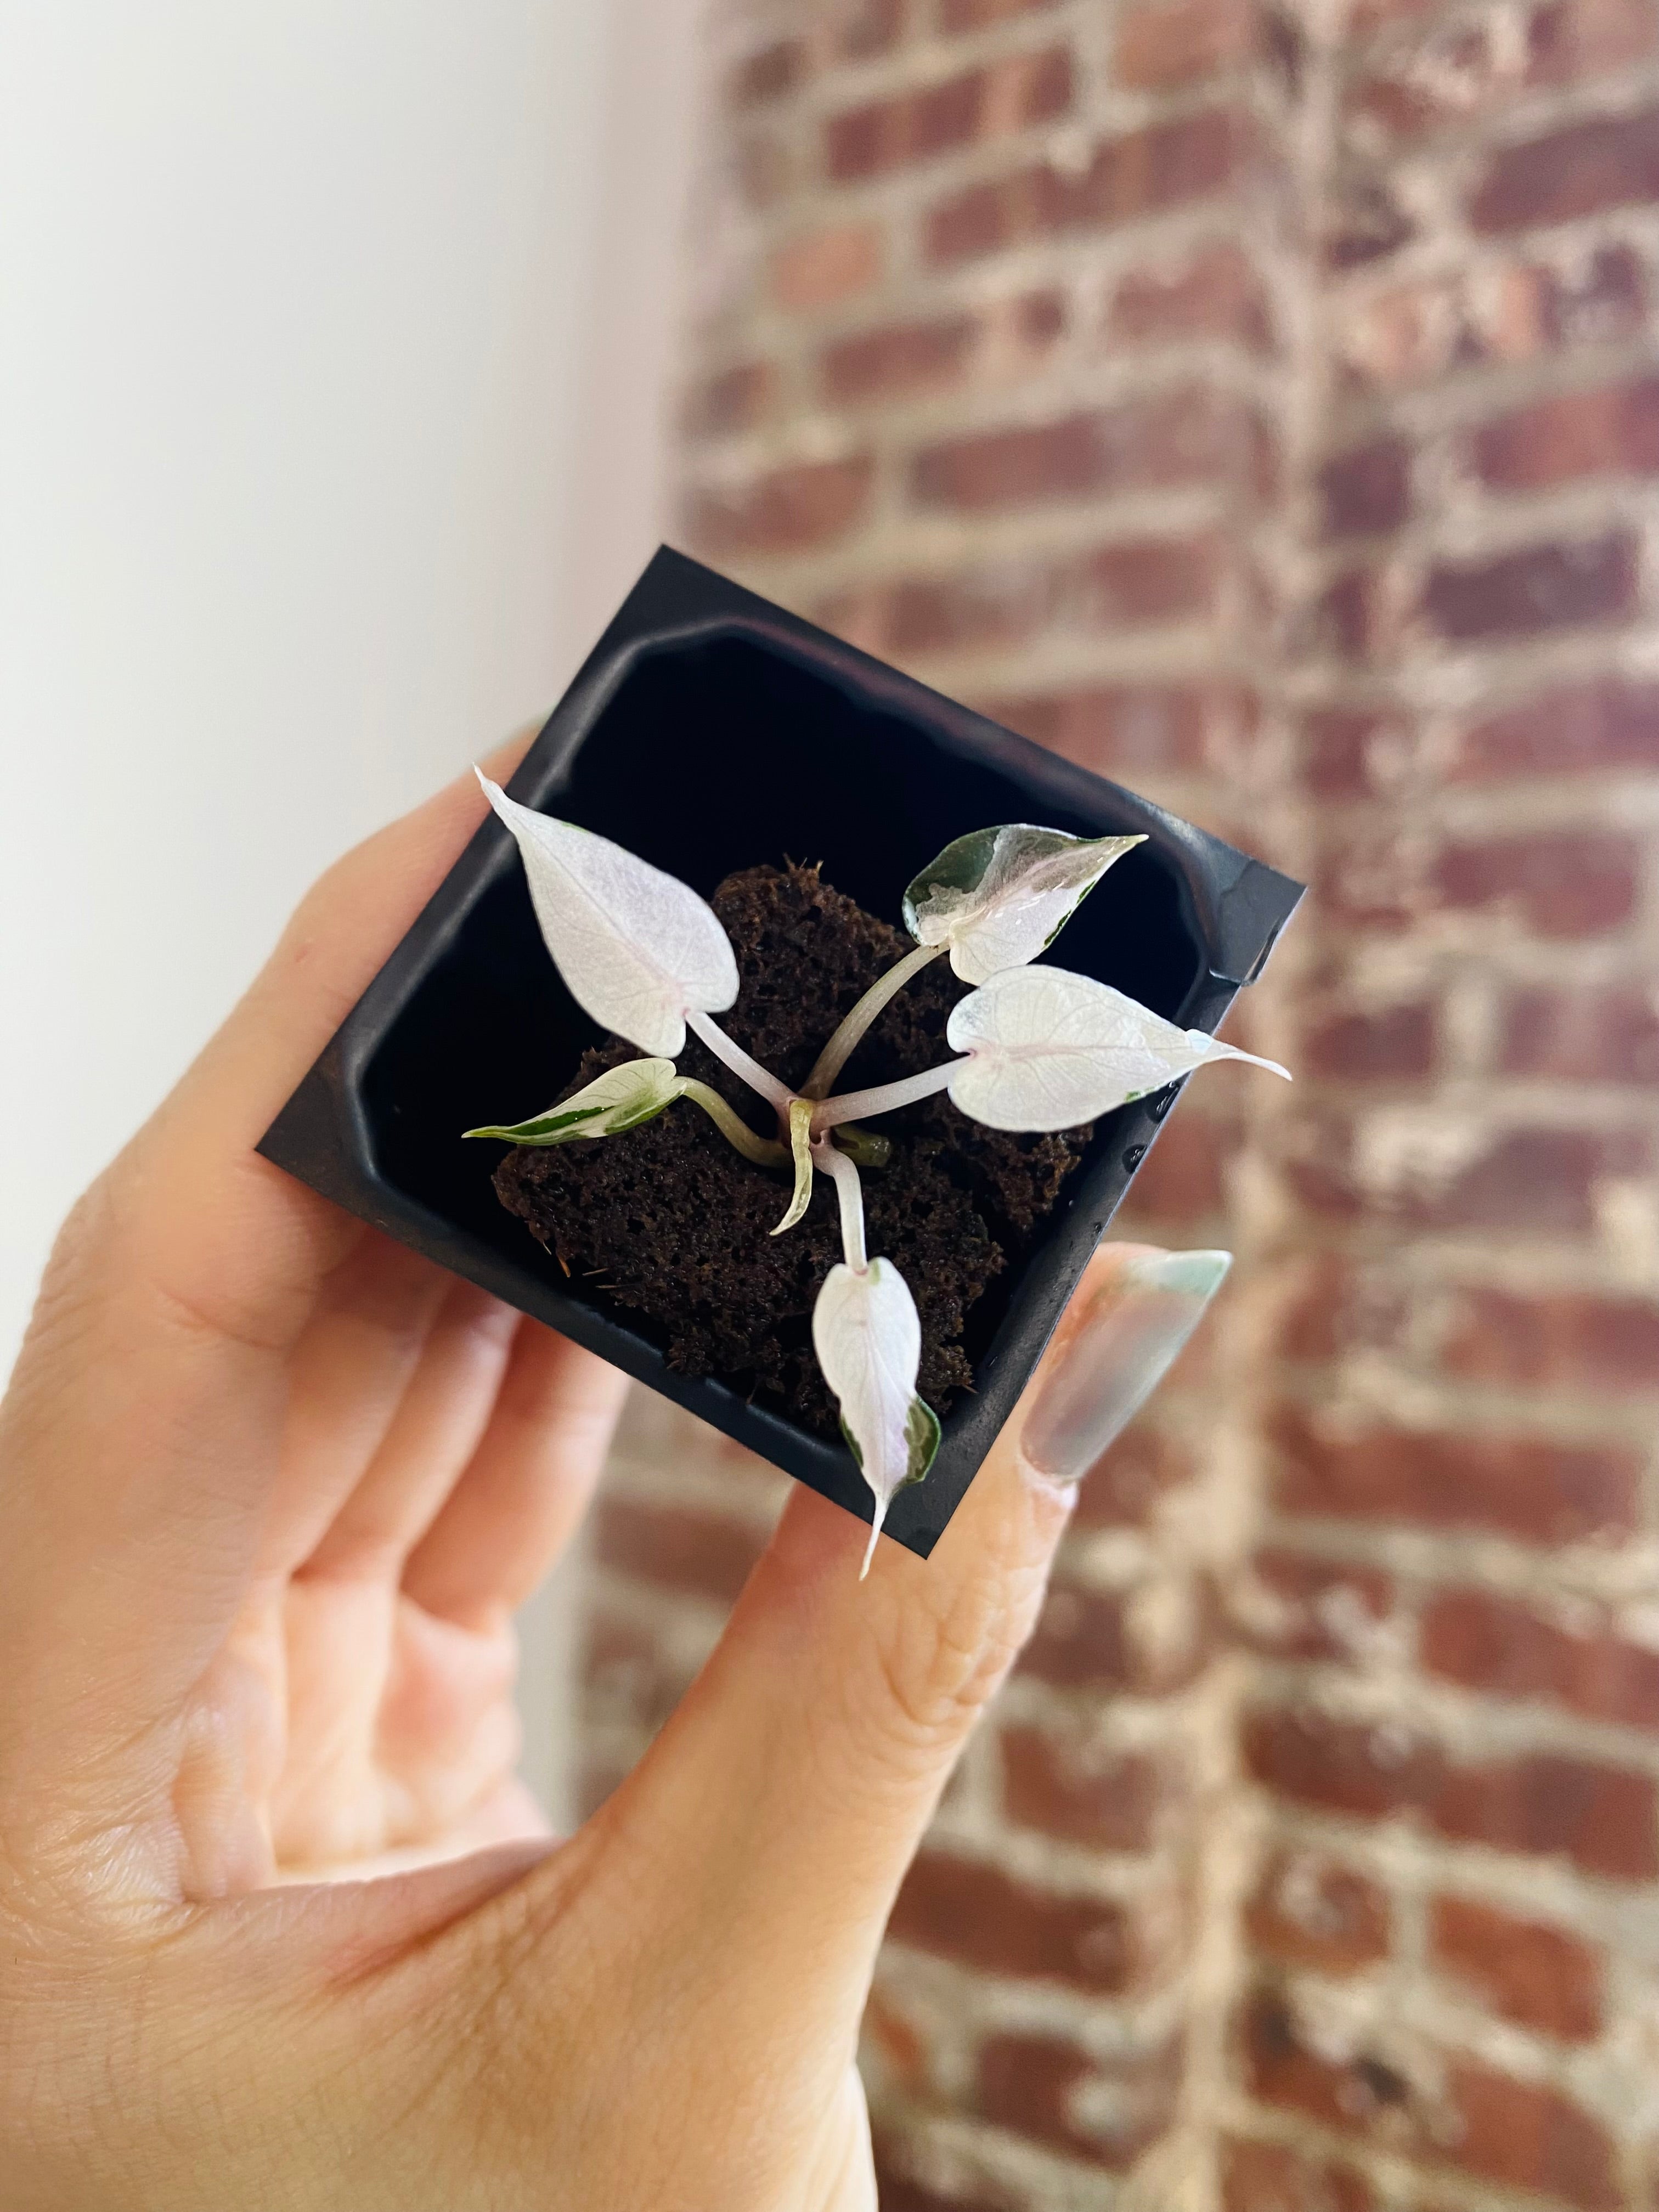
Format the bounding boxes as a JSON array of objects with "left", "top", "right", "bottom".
[
  {"left": 902, "top": 822, "right": 1147, "bottom": 984},
  {"left": 464, "top": 1058, "right": 683, "bottom": 1145},
  {"left": 813, "top": 1257, "right": 939, "bottom": 1578}
]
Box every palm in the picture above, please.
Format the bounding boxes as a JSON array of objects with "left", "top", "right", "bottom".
[{"left": 183, "top": 1226, "right": 625, "bottom": 1886}]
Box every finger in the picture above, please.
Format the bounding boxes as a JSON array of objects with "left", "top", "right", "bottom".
[
  {"left": 505, "top": 1245, "right": 1229, "bottom": 2108},
  {"left": 253, "top": 1235, "right": 455, "bottom": 1579},
  {"left": 401, "top": 1324, "right": 627, "bottom": 1628},
  {"left": 0, "top": 735, "right": 530, "bottom": 1762},
  {"left": 298, "top": 1277, "right": 518, "bottom": 1583}
]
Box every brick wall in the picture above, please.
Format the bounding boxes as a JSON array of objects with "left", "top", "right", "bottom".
[{"left": 572, "top": 1, "right": 1659, "bottom": 2203}]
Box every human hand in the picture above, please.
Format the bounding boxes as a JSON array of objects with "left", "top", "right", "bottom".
[{"left": 0, "top": 751, "right": 1227, "bottom": 2210}]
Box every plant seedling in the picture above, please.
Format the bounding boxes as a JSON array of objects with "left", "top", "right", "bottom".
[{"left": 466, "top": 777, "right": 1289, "bottom": 1573}]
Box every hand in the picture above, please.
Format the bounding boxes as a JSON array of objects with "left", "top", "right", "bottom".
[{"left": 0, "top": 751, "right": 1221, "bottom": 2210}]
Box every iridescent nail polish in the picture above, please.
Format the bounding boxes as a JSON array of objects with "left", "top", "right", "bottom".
[{"left": 1020, "top": 1250, "right": 1232, "bottom": 1483}]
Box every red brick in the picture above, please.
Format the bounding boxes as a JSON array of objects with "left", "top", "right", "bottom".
[
  {"left": 1300, "top": 1000, "right": 1436, "bottom": 1079},
  {"left": 1084, "top": 531, "right": 1224, "bottom": 625},
  {"left": 689, "top": 454, "right": 873, "bottom": 556},
  {"left": 731, "top": 37, "right": 806, "bottom": 108},
  {"left": 826, "top": 47, "right": 1071, "bottom": 180},
  {"left": 1471, "top": 375, "right": 1659, "bottom": 489},
  {"left": 1435, "top": 826, "right": 1640, "bottom": 936},
  {"left": 876, "top": 561, "right": 1053, "bottom": 656},
  {"left": 821, "top": 314, "right": 975, "bottom": 404},
  {"left": 592, "top": 1498, "right": 764, "bottom": 1605},
  {"left": 1240, "top": 1548, "right": 1395, "bottom": 1663},
  {"left": 1423, "top": 1587, "right": 1659, "bottom": 1730},
  {"left": 1434, "top": 1752, "right": 1658, "bottom": 1877},
  {"left": 870, "top": 2161, "right": 1005, "bottom": 2212},
  {"left": 1470, "top": 105, "right": 1659, "bottom": 231},
  {"left": 1526, "top": 0, "right": 1658, "bottom": 85},
  {"left": 939, "top": 0, "right": 1060, "bottom": 27},
  {"left": 1071, "top": 1421, "right": 1199, "bottom": 1527},
  {"left": 1325, "top": 174, "right": 1415, "bottom": 268},
  {"left": 1458, "top": 675, "right": 1659, "bottom": 779},
  {"left": 1310, "top": 564, "right": 1385, "bottom": 661},
  {"left": 1319, "top": 436, "right": 1411, "bottom": 537},
  {"left": 684, "top": 359, "right": 775, "bottom": 437},
  {"left": 1447, "top": 2062, "right": 1619, "bottom": 2207},
  {"left": 1442, "top": 1286, "right": 1659, "bottom": 1387},
  {"left": 1115, "top": 0, "right": 1262, "bottom": 88},
  {"left": 888, "top": 1848, "right": 1148, "bottom": 1993},
  {"left": 1108, "top": 240, "right": 1274, "bottom": 351},
  {"left": 977, "top": 2032, "right": 1182, "bottom": 2169},
  {"left": 927, "top": 107, "right": 1263, "bottom": 263},
  {"left": 1344, "top": 19, "right": 1504, "bottom": 144},
  {"left": 1271, "top": 1255, "right": 1406, "bottom": 1364},
  {"left": 1221, "top": 2136, "right": 1376, "bottom": 2212},
  {"left": 1019, "top": 1574, "right": 1214, "bottom": 1692},
  {"left": 1246, "top": 1847, "right": 1391, "bottom": 1972},
  {"left": 1430, "top": 1894, "right": 1602, "bottom": 2039},
  {"left": 989, "top": 682, "right": 1243, "bottom": 777},
  {"left": 1245, "top": 1707, "right": 1440, "bottom": 1825},
  {"left": 1001, "top": 1726, "right": 1174, "bottom": 1851},
  {"left": 1119, "top": 1102, "right": 1244, "bottom": 1224},
  {"left": 1301, "top": 707, "right": 1405, "bottom": 798},
  {"left": 911, "top": 387, "right": 1256, "bottom": 509},
  {"left": 1244, "top": 1988, "right": 1415, "bottom": 2133},
  {"left": 771, "top": 220, "right": 884, "bottom": 312},
  {"left": 1421, "top": 531, "right": 1638, "bottom": 641},
  {"left": 1245, "top": 1707, "right": 1659, "bottom": 1875},
  {"left": 1550, "top": 239, "right": 1650, "bottom": 344},
  {"left": 1502, "top": 983, "right": 1659, "bottom": 1081},
  {"left": 827, "top": 0, "right": 905, "bottom": 59},
  {"left": 1271, "top": 1406, "right": 1640, "bottom": 1543}
]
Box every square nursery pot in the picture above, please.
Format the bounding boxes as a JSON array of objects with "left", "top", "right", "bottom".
[{"left": 261, "top": 547, "right": 1303, "bottom": 1560}]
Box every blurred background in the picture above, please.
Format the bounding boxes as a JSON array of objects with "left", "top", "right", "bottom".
[{"left": 4, "top": 1, "right": 1657, "bottom": 2206}]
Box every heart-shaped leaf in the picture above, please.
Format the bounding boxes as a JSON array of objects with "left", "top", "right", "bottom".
[
  {"left": 812, "top": 1258, "right": 940, "bottom": 1577},
  {"left": 478, "top": 772, "right": 738, "bottom": 1056},
  {"left": 903, "top": 823, "right": 1147, "bottom": 985},
  {"left": 463, "top": 1058, "right": 682, "bottom": 1144},
  {"left": 945, "top": 966, "right": 1290, "bottom": 1131}
]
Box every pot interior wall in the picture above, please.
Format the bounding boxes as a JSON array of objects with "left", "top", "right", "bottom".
[{"left": 362, "top": 631, "right": 1205, "bottom": 1345}]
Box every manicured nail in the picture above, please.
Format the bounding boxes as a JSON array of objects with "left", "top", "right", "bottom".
[{"left": 1020, "top": 1250, "right": 1232, "bottom": 1483}]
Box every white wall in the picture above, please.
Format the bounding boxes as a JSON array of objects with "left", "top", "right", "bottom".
[{"left": 0, "top": 0, "right": 704, "bottom": 1818}]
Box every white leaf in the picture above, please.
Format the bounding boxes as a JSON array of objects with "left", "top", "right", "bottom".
[
  {"left": 904, "top": 823, "right": 1147, "bottom": 985},
  {"left": 812, "top": 1259, "right": 940, "bottom": 1578},
  {"left": 463, "top": 1058, "right": 683, "bottom": 1144},
  {"left": 945, "top": 966, "right": 1290, "bottom": 1132},
  {"left": 478, "top": 772, "right": 738, "bottom": 1056}
]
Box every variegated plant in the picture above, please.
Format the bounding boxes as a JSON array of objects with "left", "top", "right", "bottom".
[{"left": 467, "top": 776, "right": 1288, "bottom": 1574}]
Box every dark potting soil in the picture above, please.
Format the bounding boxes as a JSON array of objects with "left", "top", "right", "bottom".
[{"left": 493, "top": 863, "right": 1093, "bottom": 1437}]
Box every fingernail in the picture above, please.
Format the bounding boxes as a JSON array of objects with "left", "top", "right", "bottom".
[{"left": 1020, "top": 1250, "right": 1231, "bottom": 1484}]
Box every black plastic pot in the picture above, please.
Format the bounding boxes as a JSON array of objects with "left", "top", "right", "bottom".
[{"left": 260, "top": 548, "right": 1302, "bottom": 1560}]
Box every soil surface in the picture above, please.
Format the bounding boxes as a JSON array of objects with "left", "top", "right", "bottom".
[{"left": 493, "top": 862, "right": 1092, "bottom": 1436}]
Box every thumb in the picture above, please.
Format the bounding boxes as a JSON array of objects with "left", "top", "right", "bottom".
[{"left": 504, "top": 1243, "right": 1229, "bottom": 2101}]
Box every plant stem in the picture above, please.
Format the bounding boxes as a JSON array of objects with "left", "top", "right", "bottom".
[
  {"left": 799, "top": 943, "right": 942, "bottom": 1100},
  {"left": 813, "top": 1137, "right": 866, "bottom": 1273},
  {"left": 676, "top": 1081, "right": 788, "bottom": 1169},
  {"left": 811, "top": 1059, "right": 964, "bottom": 1132},
  {"left": 686, "top": 1010, "right": 794, "bottom": 1113}
]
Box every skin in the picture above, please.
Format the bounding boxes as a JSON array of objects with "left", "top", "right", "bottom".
[{"left": 0, "top": 747, "right": 1136, "bottom": 2211}]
